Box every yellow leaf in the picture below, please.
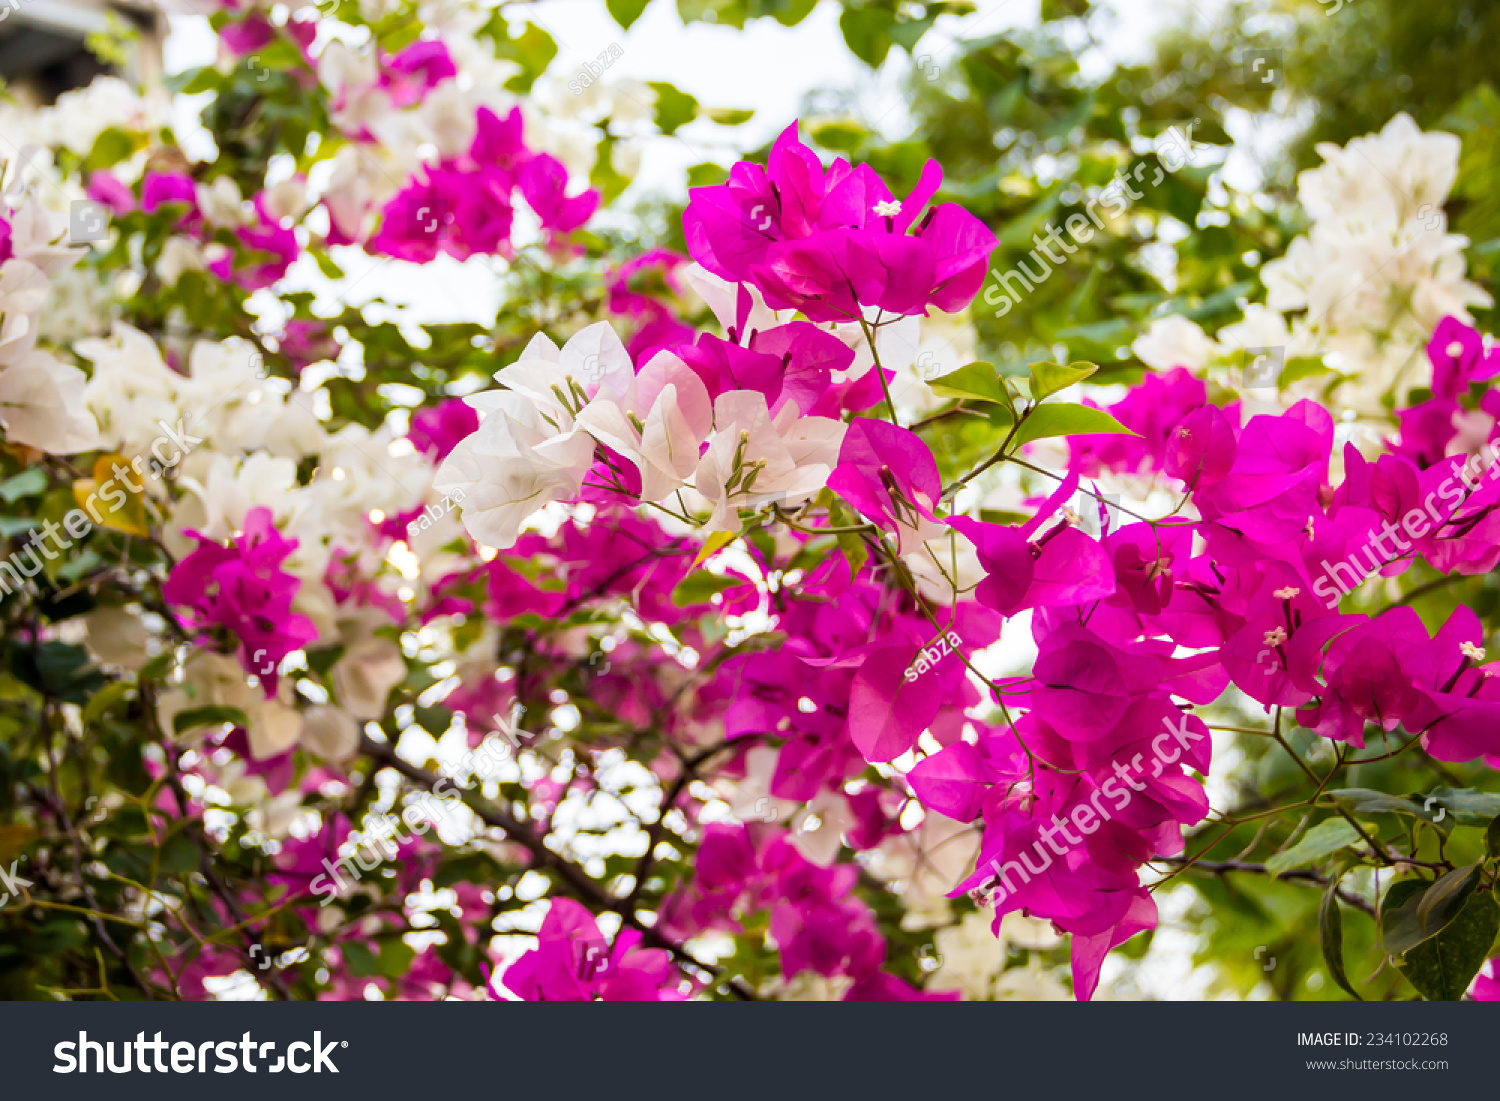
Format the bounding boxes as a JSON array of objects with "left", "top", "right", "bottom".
[
  {"left": 693, "top": 528, "right": 737, "bottom": 567},
  {"left": 73, "top": 454, "right": 151, "bottom": 537},
  {"left": 0, "top": 823, "right": 36, "bottom": 863}
]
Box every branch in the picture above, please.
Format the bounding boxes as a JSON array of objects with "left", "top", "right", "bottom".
[
  {"left": 358, "top": 734, "right": 758, "bottom": 999},
  {"left": 1161, "top": 858, "right": 1377, "bottom": 917}
]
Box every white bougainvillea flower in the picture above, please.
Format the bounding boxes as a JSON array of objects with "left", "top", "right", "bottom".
[
  {"left": 575, "top": 349, "right": 713, "bottom": 502},
  {"left": 0, "top": 349, "right": 99, "bottom": 453},
  {"left": 0, "top": 260, "right": 52, "bottom": 365},
  {"left": 681, "top": 262, "right": 788, "bottom": 337},
  {"left": 7, "top": 198, "right": 82, "bottom": 277},
  {"left": 435, "top": 390, "right": 595, "bottom": 549},
  {"left": 79, "top": 322, "right": 192, "bottom": 455},
  {"left": 1132, "top": 314, "right": 1218, "bottom": 371},
  {"left": 332, "top": 615, "right": 408, "bottom": 721},
  {"left": 299, "top": 705, "right": 362, "bottom": 761},
  {"left": 156, "top": 651, "right": 303, "bottom": 760},
  {"left": 694, "top": 389, "right": 845, "bottom": 533},
  {"left": 493, "top": 322, "right": 635, "bottom": 424}
]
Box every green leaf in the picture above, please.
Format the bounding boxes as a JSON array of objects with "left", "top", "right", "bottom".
[
  {"left": 172, "top": 705, "right": 250, "bottom": 736},
  {"left": 0, "top": 468, "right": 47, "bottom": 502},
  {"left": 768, "top": 0, "right": 817, "bottom": 25},
  {"left": 1382, "top": 865, "right": 1483, "bottom": 957},
  {"left": 309, "top": 249, "right": 344, "bottom": 281},
  {"left": 58, "top": 549, "right": 104, "bottom": 583},
  {"left": 649, "top": 82, "right": 699, "bottom": 136},
  {"left": 156, "top": 831, "right": 201, "bottom": 876},
  {"left": 605, "top": 0, "right": 651, "bottom": 28},
  {"left": 82, "top": 681, "right": 133, "bottom": 725},
  {"left": 1487, "top": 816, "right": 1500, "bottom": 860},
  {"left": 1395, "top": 883, "right": 1500, "bottom": 1000},
  {"left": 1423, "top": 787, "right": 1500, "bottom": 827},
  {"left": 1040, "top": 0, "right": 1089, "bottom": 17},
  {"left": 676, "top": 0, "right": 746, "bottom": 28},
  {"left": 1028, "top": 360, "right": 1098, "bottom": 401},
  {"left": 1280, "top": 356, "right": 1332, "bottom": 389},
  {"left": 1380, "top": 877, "right": 1430, "bottom": 956},
  {"left": 305, "top": 645, "right": 345, "bottom": 677},
  {"left": 1265, "top": 818, "right": 1362, "bottom": 877},
  {"left": 83, "top": 127, "right": 138, "bottom": 173},
  {"left": 1319, "top": 881, "right": 1363, "bottom": 1000},
  {"left": 1324, "top": 788, "right": 1430, "bottom": 819},
  {"left": 928, "top": 362, "right": 1014, "bottom": 409},
  {"left": 671, "top": 571, "right": 742, "bottom": 607},
  {"left": 413, "top": 705, "right": 451, "bottom": 736},
  {"left": 808, "top": 120, "right": 867, "bottom": 152},
  {"left": 1011, "top": 402, "right": 1135, "bottom": 448},
  {"left": 705, "top": 107, "right": 755, "bottom": 126},
  {"left": 1323, "top": 788, "right": 1449, "bottom": 831},
  {"left": 484, "top": 21, "right": 556, "bottom": 94},
  {"left": 137, "top": 651, "right": 177, "bottom": 681},
  {"left": 1416, "top": 863, "right": 1484, "bottom": 941},
  {"left": 687, "top": 162, "right": 729, "bottom": 188},
  {"left": 838, "top": 5, "right": 896, "bottom": 67},
  {"left": 837, "top": 530, "right": 869, "bottom": 579}
]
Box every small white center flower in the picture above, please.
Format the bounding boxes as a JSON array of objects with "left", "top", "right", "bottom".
[
  {"left": 1272, "top": 586, "right": 1300, "bottom": 601},
  {"left": 1263, "top": 627, "right": 1288, "bottom": 648},
  {"left": 873, "top": 199, "right": 902, "bottom": 218},
  {"left": 1460, "top": 641, "right": 1487, "bottom": 662},
  {"left": 1447, "top": 341, "right": 1465, "bottom": 358}
]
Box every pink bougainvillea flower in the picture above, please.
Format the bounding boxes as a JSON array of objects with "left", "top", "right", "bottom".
[
  {"left": 1428, "top": 316, "right": 1500, "bottom": 400},
  {"left": 1072, "top": 367, "right": 1208, "bottom": 479},
  {"left": 163, "top": 507, "right": 318, "bottom": 697},
  {"left": 949, "top": 516, "right": 1116, "bottom": 617},
  {"left": 470, "top": 105, "right": 530, "bottom": 172},
  {"left": 409, "top": 397, "right": 480, "bottom": 462},
  {"left": 380, "top": 40, "right": 457, "bottom": 107},
  {"left": 847, "top": 641, "right": 942, "bottom": 762},
  {"left": 1163, "top": 402, "right": 1238, "bottom": 490},
  {"left": 208, "top": 193, "right": 299, "bottom": 290},
  {"left": 683, "top": 122, "right": 997, "bottom": 321},
  {"left": 86, "top": 170, "right": 137, "bottom": 217},
  {"left": 142, "top": 171, "right": 203, "bottom": 232},
  {"left": 519, "top": 153, "right": 601, "bottom": 235},
  {"left": 277, "top": 318, "right": 341, "bottom": 371},
  {"left": 499, "top": 898, "right": 681, "bottom": 1001},
  {"left": 827, "top": 418, "right": 944, "bottom": 551}
]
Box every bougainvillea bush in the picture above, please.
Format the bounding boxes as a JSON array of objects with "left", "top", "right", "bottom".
[{"left": 2, "top": 0, "right": 1500, "bottom": 1002}]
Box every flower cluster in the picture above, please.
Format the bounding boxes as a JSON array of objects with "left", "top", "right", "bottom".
[
  {"left": 1135, "top": 114, "right": 1492, "bottom": 417},
  {"left": 0, "top": 200, "right": 100, "bottom": 453},
  {"left": 3, "top": 4, "right": 1498, "bottom": 1007},
  {"left": 164, "top": 506, "right": 319, "bottom": 697}
]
